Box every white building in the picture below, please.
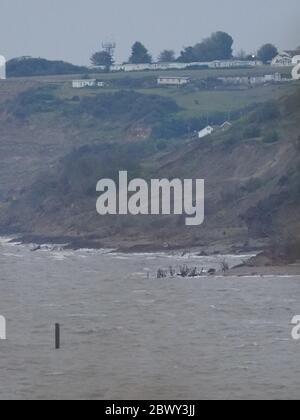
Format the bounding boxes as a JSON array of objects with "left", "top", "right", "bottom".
[
  {"left": 157, "top": 76, "right": 190, "bottom": 86},
  {"left": 220, "top": 121, "right": 232, "bottom": 131},
  {"left": 198, "top": 126, "right": 214, "bottom": 139},
  {"left": 209, "top": 60, "right": 262, "bottom": 69},
  {"left": 114, "top": 63, "right": 153, "bottom": 72},
  {"left": 108, "top": 59, "right": 262, "bottom": 73},
  {"left": 0, "top": 55, "right": 6, "bottom": 80},
  {"left": 110, "top": 63, "right": 188, "bottom": 72}
]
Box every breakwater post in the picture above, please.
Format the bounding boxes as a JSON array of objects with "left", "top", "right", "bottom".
[{"left": 55, "top": 323, "right": 60, "bottom": 349}]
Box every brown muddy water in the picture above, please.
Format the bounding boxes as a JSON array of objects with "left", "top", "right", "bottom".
[{"left": 0, "top": 237, "right": 300, "bottom": 400}]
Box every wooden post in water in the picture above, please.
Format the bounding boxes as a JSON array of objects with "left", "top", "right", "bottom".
[{"left": 55, "top": 323, "right": 60, "bottom": 349}]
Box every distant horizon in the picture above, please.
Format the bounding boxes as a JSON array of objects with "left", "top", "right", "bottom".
[{"left": 1, "top": 0, "right": 299, "bottom": 66}]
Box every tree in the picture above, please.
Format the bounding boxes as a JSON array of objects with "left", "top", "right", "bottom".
[
  {"left": 194, "top": 32, "right": 234, "bottom": 61},
  {"left": 178, "top": 47, "right": 196, "bottom": 63},
  {"left": 129, "top": 42, "right": 152, "bottom": 64},
  {"left": 90, "top": 51, "right": 114, "bottom": 69},
  {"left": 257, "top": 44, "right": 278, "bottom": 64},
  {"left": 158, "top": 50, "right": 176, "bottom": 63},
  {"left": 178, "top": 31, "right": 234, "bottom": 63}
]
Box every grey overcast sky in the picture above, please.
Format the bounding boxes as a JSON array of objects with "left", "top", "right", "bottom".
[{"left": 0, "top": 0, "right": 299, "bottom": 64}]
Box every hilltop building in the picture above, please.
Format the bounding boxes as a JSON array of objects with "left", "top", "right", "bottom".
[
  {"left": 208, "top": 60, "right": 262, "bottom": 69},
  {"left": 107, "top": 60, "right": 263, "bottom": 73}
]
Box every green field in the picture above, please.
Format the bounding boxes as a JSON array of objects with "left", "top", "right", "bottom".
[
  {"left": 57, "top": 83, "right": 298, "bottom": 118},
  {"left": 137, "top": 84, "right": 298, "bottom": 116},
  {"left": 11, "top": 66, "right": 298, "bottom": 118}
]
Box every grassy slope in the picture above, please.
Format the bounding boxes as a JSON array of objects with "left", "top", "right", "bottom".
[
  {"left": 137, "top": 85, "right": 297, "bottom": 116},
  {"left": 9, "top": 65, "right": 296, "bottom": 117}
]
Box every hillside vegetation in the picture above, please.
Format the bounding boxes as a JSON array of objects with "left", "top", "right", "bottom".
[
  {"left": 0, "top": 75, "right": 299, "bottom": 254},
  {"left": 7, "top": 57, "right": 89, "bottom": 77}
]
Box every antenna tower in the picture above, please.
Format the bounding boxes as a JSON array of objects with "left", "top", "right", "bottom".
[{"left": 102, "top": 41, "right": 116, "bottom": 59}]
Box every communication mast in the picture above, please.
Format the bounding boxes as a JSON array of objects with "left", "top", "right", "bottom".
[{"left": 102, "top": 41, "right": 116, "bottom": 60}]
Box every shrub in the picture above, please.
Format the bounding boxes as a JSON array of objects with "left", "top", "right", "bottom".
[
  {"left": 250, "top": 101, "right": 280, "bottom": 124},
  {"left": 77, "top": 91, "right": 180, "bottom": 123},
  {"left": 9, "top": 87, "right": 64, "bottom": 118},
  {"left": 263, "top": 131, "right": 280, "bottom": 144},
  {"left": 243, "top": 125, "right": 261, "bottom": 139},
  {"left": 152, "top": 117, "right": 187, "bottom": 139}
]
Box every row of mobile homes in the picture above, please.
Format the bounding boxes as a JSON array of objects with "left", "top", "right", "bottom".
[{"left": 108, "top": 60, "right": 263, "bottom": 73}]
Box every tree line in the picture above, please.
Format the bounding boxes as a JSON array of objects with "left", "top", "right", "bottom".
[{"left": 91, "top": 31, "right": 282, "bottom": 68}]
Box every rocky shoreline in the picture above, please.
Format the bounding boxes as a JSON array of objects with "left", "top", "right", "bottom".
[
  {"left": 2, "top": 231, "right": 300, "bottom": 276},
  {"left": 228, "top": 249, "right": 300, "bottom": 276},
  {"left": 228, "top": 264, "right": 300, "bottom": 277},
  {"left": 4, "top": 232, "right": 261, "bottom": 255}
]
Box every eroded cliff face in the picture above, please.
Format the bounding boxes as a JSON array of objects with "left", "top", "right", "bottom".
[{"left": 0, "top": 80, "right": 299, "bottom": 251}]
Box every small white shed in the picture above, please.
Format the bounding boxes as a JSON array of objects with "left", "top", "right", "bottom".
[{"left": 198, "top": 126, "right": 214, "bottom": 139}]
